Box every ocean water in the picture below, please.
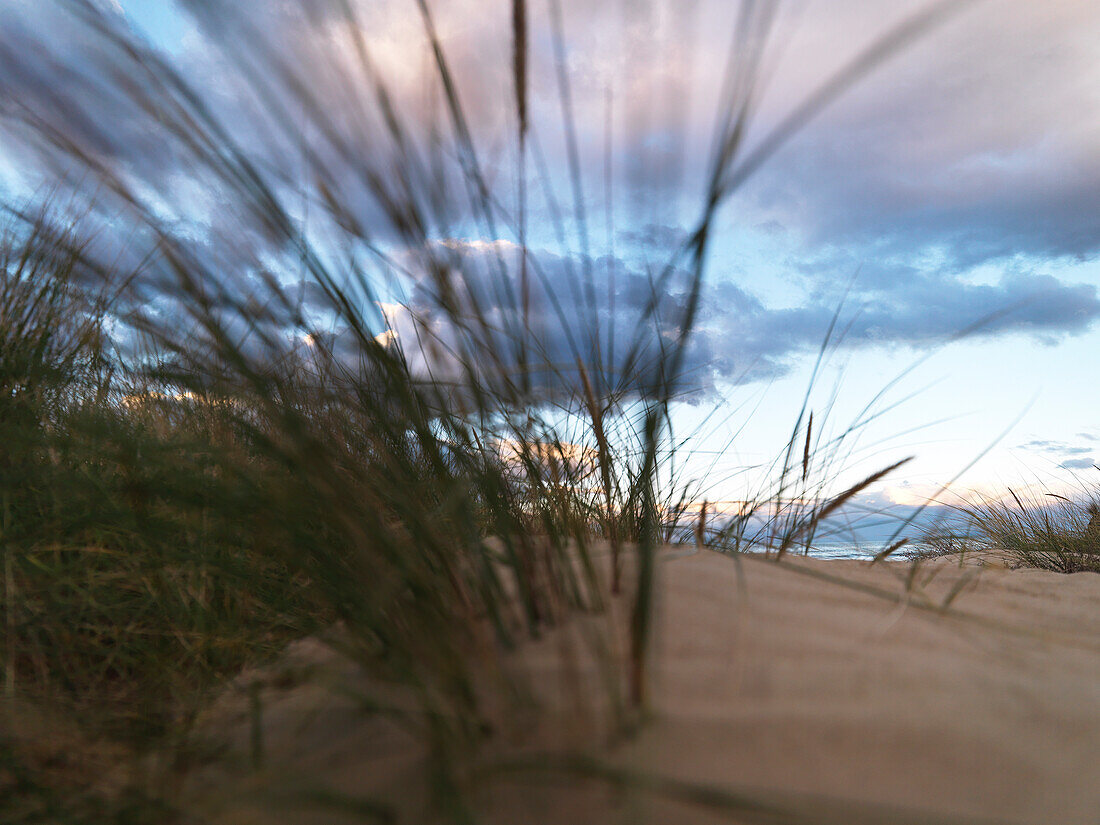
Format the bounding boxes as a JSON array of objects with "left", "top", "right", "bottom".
[
  {"left": 803, "top": 543, "right": 876, "bottom": 560},
  {"left": 672, "top": 528, "right": 915, "bottom": 560},
  {"left": 729, "top": 542, "right": 883, "bottom": 561}
]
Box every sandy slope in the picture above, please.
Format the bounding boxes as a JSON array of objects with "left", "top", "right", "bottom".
[
  {"left": 622, "top": 552, "right": 1100, "bottom": 823},
  {"left": 186, "top": 550, "right": 1100, "bottom": 824}
]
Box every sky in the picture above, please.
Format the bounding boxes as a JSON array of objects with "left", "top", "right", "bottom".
[{"left": 3, "top": 0, "right": 1100, "bottom": 533}]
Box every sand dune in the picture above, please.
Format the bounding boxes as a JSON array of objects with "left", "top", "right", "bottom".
[
  {"left": 188, "top": 550, "right": 1100, "bottom": 824},
  {"left": 624, "top": 552, "right": 1100, "bottom": 823}
]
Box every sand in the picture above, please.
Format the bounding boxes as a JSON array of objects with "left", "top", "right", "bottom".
[{"left": 185, "top": 550, "right": 1100, "bottom": 824}]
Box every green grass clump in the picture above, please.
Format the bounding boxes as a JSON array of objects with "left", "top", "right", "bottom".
[{"left": 0, "top": 220, "right": 328, "bottom": 746}]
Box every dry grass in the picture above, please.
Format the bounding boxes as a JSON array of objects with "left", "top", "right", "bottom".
[{"left": 929, "top": 488, "right": 1100, "bottom": 573}]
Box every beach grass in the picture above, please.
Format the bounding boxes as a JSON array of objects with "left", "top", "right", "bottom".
[
  {"left": 0, "top": 1, "right": 980, "bottom": 821},
  {"left": 917, "top": 486, "right": 1100, "bottom": 573}
]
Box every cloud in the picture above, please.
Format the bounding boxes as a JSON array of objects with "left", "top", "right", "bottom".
[
  {"left": 7, "top": 0, "right": 1100, "bottom": 267},
  {"left": 618, "top": 224, "right": 689, "bottom": 252},
  {"left": 379, "top": 232, "right": 1100, "bottom": 401},
  {"left": 729, "top": 1, "right": 1100, "bottom": 270},
  {"left": 1021, "top": 438, "right": 1093, "bottom": 456},
  {"left": 1018, "top": 439, "right": 1099, "bottom": 473},
  {"left": 5, "top": 0, "right": 1100, "bottom": 402},
  {"left": 693, "top": 265, "right": 1100, "bottom": 381},
  {"left": 389, "top": 241, "right": 707, "bottom": 399}
]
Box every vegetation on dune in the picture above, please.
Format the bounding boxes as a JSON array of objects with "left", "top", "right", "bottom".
[
  {"left": 915, "top": 486, "right": 1100, "bottom": 573},
  {"left": 0, "top": 218, "right": 335, "bottom": 824},
  {"left": 0, "top": 2, "right": 707, "bottom": 808},
  {"left": 0, "top": 0, "right": 1003, "bottom": 822}
]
